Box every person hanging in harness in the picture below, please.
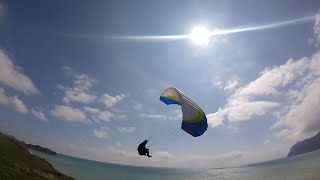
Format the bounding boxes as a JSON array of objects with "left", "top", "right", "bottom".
[{"left": 137, "top": 140, "right": 152, "bottom": 158}]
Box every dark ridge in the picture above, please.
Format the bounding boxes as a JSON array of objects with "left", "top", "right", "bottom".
[
  {"left": 26, "top": 144, "right": 57, "bottom": 155},
  {"left": 287, "top": 131, "right": 320, "bottom": 157}
]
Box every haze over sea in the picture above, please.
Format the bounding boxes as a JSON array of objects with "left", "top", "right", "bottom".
[{"left": 31, "top": 149, "right": 320, "bottom": 180}]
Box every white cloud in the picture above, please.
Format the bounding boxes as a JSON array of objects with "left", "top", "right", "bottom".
[
  {"left": 0, "top": 50, "right": 40, "bottom": 95},
  {"left": 314, "top": 12, "right": 320, "bottom": 44},
  {"left": 51, "top": 105, "right": 88, "bottom": 123},
  {"left": 64, "top": 91, "right": 97, "bottom": 104},
  {"left": 208, "top": 55, "right": 311, "bottom": 127},
  {"left": 153, "top": 151, "right": 174, "bottom": 160},
  {"left": 83, "top": 106, "right": 99, "bottom": 114},
  {"left": 139, "top": 111, "right": 181, "bottom": 121},
  {"left": 224, "top": 80, "right": 239, "bottom": 92},
  {"left": 271, "top": 53, "right": 320, "bottom": 140},
  {"left": 96, "top": 111, "right": 113, "bottom": 122},
  {"left": 139, "top": 113, "right": 165, "bottom": 119},
  {"left": 84, "top": 106, "right": 113, "bottom": 123},
  {"left": 117, "top": 115, "right": 128, "bottom": 120},
  {"left": 117, "top": 127, "right": 136, "bottom": 133},
  {"left": 207, "top": 108, "right": 226, "bottom": 128},
  {"left": 59, "top": 70, "right": 97, "bottom": 104},
  {"left": 11, "top": 96, "right": 28, "bottom": 114},
  {"left": 208, "top": 101, "right": 279, "bottom": 127},
  {"left": 101, "top": 93, "right": 126, "bottom": 107},
  {"left": 0, "top": 88, "right": 28, "bottom": 114},
  {"left": 208, "top": 50, "right": 320, "bottom": 141},
  {"left": 212, "top": 79, "right": 223, "bottom": 89},
  {"left": 31, "top": 108, "right": 48, "bottom": 122},
  {"left": 93, "top": 126, "right": 109, "bottom": 139},
  {"left": 238, "top": 58, "right": 309, "bottom": 97},
  {"left": 212, "top": 78, "right": 239, "bottom": 92},
  {"left": 228, "top": 101, "right": 279, "bottom": 122}
]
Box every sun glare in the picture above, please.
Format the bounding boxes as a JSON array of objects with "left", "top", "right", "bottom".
[{"left": 190, "top": 26, "right": 211, "bottom": 45}]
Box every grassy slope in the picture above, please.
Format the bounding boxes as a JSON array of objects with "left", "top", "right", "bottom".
[{"left": 0, "top": 133, "right": 74, "bottom": 180}]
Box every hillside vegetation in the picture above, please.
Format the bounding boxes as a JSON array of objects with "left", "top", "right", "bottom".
[{"left": 0, "top": 133, "right": 74, "bottom": 180}]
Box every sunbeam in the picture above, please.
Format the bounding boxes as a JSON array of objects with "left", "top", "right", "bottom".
[{"left": 109, "top": 15, "right": 316, "bottom": 42}]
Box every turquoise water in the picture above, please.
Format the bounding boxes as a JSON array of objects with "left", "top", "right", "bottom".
[{"left": 30, "top": 150, "right": 320, "bottom": 180}]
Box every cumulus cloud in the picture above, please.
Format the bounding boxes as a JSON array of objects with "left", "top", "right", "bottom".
[
  {"left": 208, "top": 50, "right": 320, "bottom": 141},
  {"left": 61, "top": 74, "right": 97, "bottom": 104},
  {"left": 268, "top": 54, "right": 320, "bottom": 140},
  {"left": 51, "top": 105, "right": 88, "bottom": 123},
  {"left": 0, "top": 50, "right": 40, "bottom": 95},
  {"left": 10, "top": 96, "right": 28, "bottom": 114},
  {"left": 95, "top": 111, "right": 113, "bottom": 122},
  {"left": 101, "top": 93, "right": 126, "bottom": 107},
  {"left": 63, "top": 91, "right": 97, "bottom": 104},
  {"left": 0, "top": 88, "right": 28, "bottom": 114},
  {"left": 212, "top": 78, "right": 239, "bottom": 92},
  {"left": 208, "top": 100, "right": 279, "bottom": 128},
  {"left": 84, "top": 106, "right": 113, "bottom": 123},
  {"left": 224, "top": 80, "right": 239, "bottom": 92},
  {"left": 93, "top": 126, "right": 109, "bottom": 139},
  {"left": 208, "top": 55, "right": 313, "bottom": 127},
  {"left": 31, "top": 108, "right": 48, "bottom": 122},
  {"left": 59, "top": 67, "right": 98, "bottom": 104},
  {"left": 117, "top": 127, "right": 136, "bottom": 133}
]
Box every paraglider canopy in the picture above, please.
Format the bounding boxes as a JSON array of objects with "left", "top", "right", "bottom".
[{"left": 160, "top": 87, "right": 208, "bottom": 137}]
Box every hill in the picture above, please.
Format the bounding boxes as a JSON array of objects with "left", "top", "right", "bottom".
[
  {"left": 0, "top": 132, "right": 74, "bottom": 180},
  {"left": 287, "top": 131, "right": 320, "bottom": 157}
]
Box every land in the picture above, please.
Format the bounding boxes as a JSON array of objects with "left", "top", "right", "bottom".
[
  {"left": 26, "top": 144, "right": 57, "bottom": 155},
  {"left": 287, "top": 131, "right": 320, "bottom": 157},
  {"left": 0, "top": 132, "right": 74, "bottom": 180}
]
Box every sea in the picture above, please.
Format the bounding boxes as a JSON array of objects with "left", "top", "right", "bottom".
[{"left": 30, "top": 149, "right": 320, "bottom": 180}]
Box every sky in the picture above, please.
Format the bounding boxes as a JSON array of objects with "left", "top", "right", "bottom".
[{"left": 1, "top": 0, "right": 320, "bottom": 168}]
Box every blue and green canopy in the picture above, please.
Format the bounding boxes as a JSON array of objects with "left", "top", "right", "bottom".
[{"left": 160, "top": 87, "right": 208, "bottom": 137}]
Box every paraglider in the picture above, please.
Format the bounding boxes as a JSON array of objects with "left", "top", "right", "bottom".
[
  {"left": 137, "top": 87, "right": 207, "bottom": 157},
  {"left": 137, "top": 140, "right": 152, "bottom": 158},
  {"left": 160, "top": 87, "right": 208, "bottom": 137}
]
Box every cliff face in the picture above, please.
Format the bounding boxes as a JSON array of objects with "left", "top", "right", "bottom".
[{"left": 287, "top": 131, "right": 320, "bottom": 157}]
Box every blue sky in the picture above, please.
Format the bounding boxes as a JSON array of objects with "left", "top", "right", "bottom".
[{"left": 1, "top": 0, "right": 320, "bottom": 168}]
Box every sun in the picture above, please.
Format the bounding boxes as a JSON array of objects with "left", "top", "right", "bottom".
[{"left": 190, "top": 26, "right": 211, "bottom": 45}]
